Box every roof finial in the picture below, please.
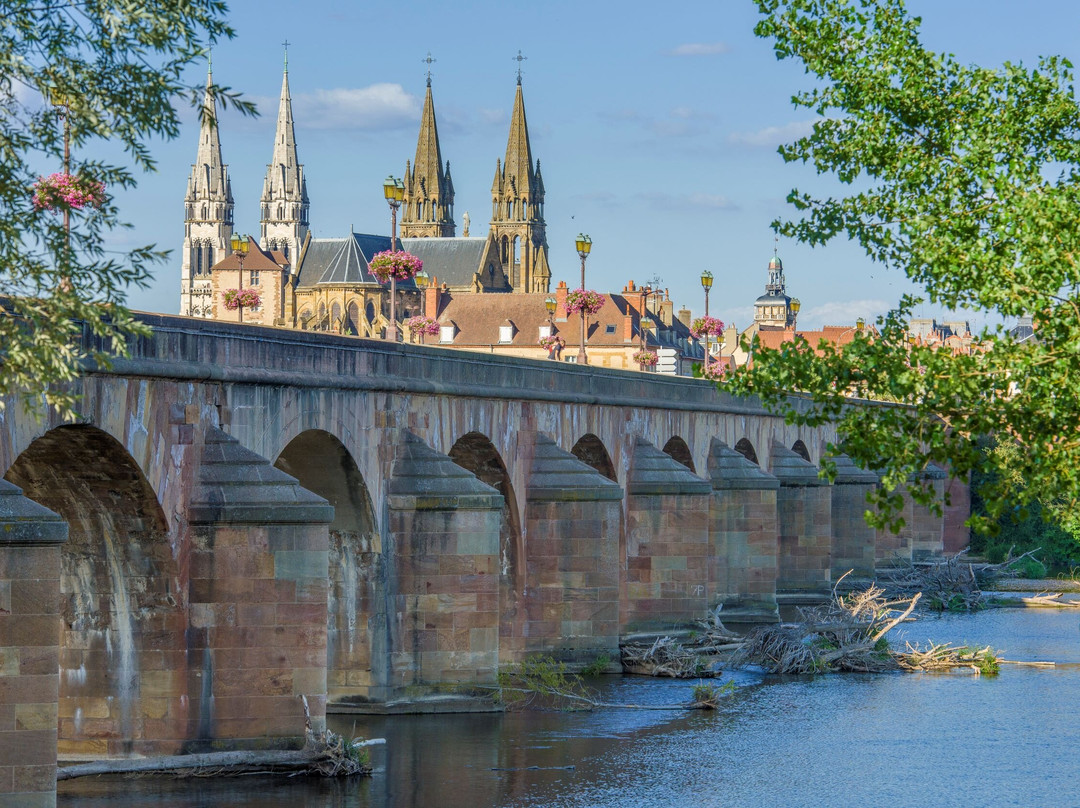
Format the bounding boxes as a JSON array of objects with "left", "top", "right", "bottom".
[
  {"left": 282, "top": 39, "right": 290, "bottom": 73},
  {"left": 423, "top": 52, "right": 436, "bottom": 87},
  {"left": 207, "top": 48, "right": 212, "bottom": 76},
  {"left": 513, "top": 49, "right": 527, "bottom": 85}
]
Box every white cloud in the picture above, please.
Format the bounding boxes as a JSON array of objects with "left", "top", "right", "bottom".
[
  {"left": 668, "top": 42, "right": 731, "bottom": 57},
  {"left": 637, "top": 191, "right": 739, "bottom": 211},
  {"left": 727, "top": 118, "right": 819, "bottom": 148},
  {"left": 600, "top": 106, "right": 716, "bottom": 139},
  {"left": 797, "top": 299, "right": 892, "bottom": 330},
  {"left": 278, "top": 84, "right": 420, "bottom": 131}
]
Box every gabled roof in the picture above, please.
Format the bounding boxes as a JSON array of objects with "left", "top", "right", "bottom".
[
  {"left": 211, "top": 237, "right": 287, "bottom": 272},
  {"left": 400, "top": 237, "right": 488, "bottom": 288}
]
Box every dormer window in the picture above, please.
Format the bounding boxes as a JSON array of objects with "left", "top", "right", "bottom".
[
  {"left": 499, "top": 320, "right": 516, "bottom": 344},
  {"left": 440, "top": 324, "right": 456, "bottom": 344},
  {"left": 539, "top": 325, "right": 552, "bottom": 339}
]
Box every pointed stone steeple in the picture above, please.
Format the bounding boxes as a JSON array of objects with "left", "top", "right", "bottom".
[
  {"left": 402, "top": 77, "right": 455, "bottom": 238},
  {"left": 181, "top": 65, "right": 234, "bottom": 318},
  {"left": 260, "top": 63, "right": 309, "bottom": 267},
  {"left": 489, "top": 75, "right": 550, "bottom": 294}
]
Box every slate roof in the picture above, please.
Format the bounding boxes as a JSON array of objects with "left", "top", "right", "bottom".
[
  {"left": 400, "top": 237, "right": 487, "bottom": 289},
  {"left": 211, "top": 237, "right": 287, "bottom": 272},
  {"left": 295, "top": 233, "right": 407, "bottom": 289}
]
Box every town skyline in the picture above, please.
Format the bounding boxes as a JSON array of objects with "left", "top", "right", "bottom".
[{"left": 89, "top": 0, "right": 1080, "bottom": 332}]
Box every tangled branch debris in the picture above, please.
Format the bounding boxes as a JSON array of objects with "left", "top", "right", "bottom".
[{"left": 876, "top": 549, "right": 1042, "bottom": 611}]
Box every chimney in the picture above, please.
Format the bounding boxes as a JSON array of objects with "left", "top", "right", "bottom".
[
  {"left": 424, "top": 284, "right": 440, "bottom": 319},
  {"left": 623, "top": 313, "right": 635, "bottom": 343},
  {"left": 677, "top": 306, "right": 692, "bottom": 329},
  {"left": 622, "top": 280, "right": 642, "bottom": 317},
  {"left": 660, "top": 298, "right": 673, "bottom": 327},
  {"left": 555, "top": 280, "right": 569, "bottom": 321}
]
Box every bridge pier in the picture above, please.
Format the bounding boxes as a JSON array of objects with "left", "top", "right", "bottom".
[
  {"left": 0, "top": 480, "right": 67, "bottom": 808},
  {"left": 622, "top": 439, "right": 713, "bottom": 634},
  {"left": 770, "top": 442, "right": 832, "bottom": 603},
  {"left": 827, "top": 454, "right": 880, "bottom": 581},
  {"left": 186, "top": 428, "right": 333, "bottom": 750},
  {"left": 521, "top": 435, "right": 623, "bottom": 666},
  {"left": 706, "top": 439, "right": 781, "bottom": 623}
]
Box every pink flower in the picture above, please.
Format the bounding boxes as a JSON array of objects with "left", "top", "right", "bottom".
[
  {"left": 406, "top": 315, "right": 440, "bottom": 336},
  {"left": 369, "top": 250, "right": 423, "bottom": 283},
  {"left": 633, "top": 350, "right": 659, "bottom": 367},
  {"left": 31, "top": 172, "right": 106, "bottom": 213},
  {"left": 566, "top": 289, "right": 605, "bottom": 316},
  {"left": 690, "top": 316, "right": 725, "bottom": 339},
  {"left": 222, "top": 288, "right": 260, "bottom": 310}
]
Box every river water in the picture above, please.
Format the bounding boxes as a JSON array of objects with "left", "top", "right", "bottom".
[{"left": 58, "top": 602, "right": 1080, "bottom": 808}]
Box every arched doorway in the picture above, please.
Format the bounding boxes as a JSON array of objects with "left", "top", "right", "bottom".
[
  {"left": 5, "top": 425, "right": 178, "bottom": 754},
  {"left": 448, "top": 432, "right": 521, "bottom": 663},
  {"left": 275, "top": 430, "right": 380, "bottom": 702},
  {"left": 662, "top": 436, "right": 695, "bottom": 472},
  {"left": 571, "top": 434, "right": 618, "bottom": 482}
]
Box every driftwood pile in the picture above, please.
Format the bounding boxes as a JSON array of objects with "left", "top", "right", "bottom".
[
  {"left": 876, "top": 549, "right": 1042, "bottom": 611},
  {"left": 621, "top": 617, "right": 744, "bottom": 678}
]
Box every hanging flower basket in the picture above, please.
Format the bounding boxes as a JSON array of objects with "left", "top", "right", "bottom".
[
  {"left": 690, "top": 315, "right": 725, "bottom": 339},
  {"left": 31, "top": 172, "right": 106, "bottom": 213},
  {"left": 222, "top": 288, "right": 261, "bottom": 310},
  {"left": 369, "top": 250, "right": 423, "bottom": 283},
  {"left": 538, "top": 334, "right": 562, "bottom": 351},
  {"left": 566, "top": 289, "right": 605, "bottom": 316},
  {"left": 407, "top": 315, "right": 440, "bottom": 337},
  {"left": 702, "top": 360, "right": 728, "bottom": 381},
  {"left": 633, "top": 350, "right": 659, "bottom": 367}
]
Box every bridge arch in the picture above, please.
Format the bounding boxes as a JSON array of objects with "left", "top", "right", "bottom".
[
  {"left": 4, "top": 424, "right": 180, "bottom": 754},
  {"left": 734, "top": 438, "right": 759, "bottom": 465},
  {"left": 448, "top": 431, "right": 522, "bottom": 663},
  {"left": 662, "top": 436, "right": 695, "bottom": 473},
  {"left": 274, "top": 430, "right": 380, "bottom": 702},
  {"left": 571, "top": 434, "right": 618, "bottom": 482},
  {"left": 792, "top": 439, "right": 811, "bottom": 462}
]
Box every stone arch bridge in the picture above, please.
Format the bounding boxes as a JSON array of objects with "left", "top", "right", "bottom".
[{"left": 0, "top": 314, "right": 968, "bottom": 776}]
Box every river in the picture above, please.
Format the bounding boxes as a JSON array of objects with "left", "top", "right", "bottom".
[{"left": 58, "top": 602, "right": 1080, "bottom": 807}]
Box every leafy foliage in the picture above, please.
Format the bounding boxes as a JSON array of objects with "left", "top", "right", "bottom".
[
  {"left": 0, "top": 0, "right": 254, "bottom": 417},
  {"left": 724, "top": 0, "right": 1080, "bottom": 531}
]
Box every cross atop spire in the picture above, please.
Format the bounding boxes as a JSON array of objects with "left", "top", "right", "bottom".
[
  {"left": 513, "top": 49, "right": 527, "bottom": 85},
  {"left": 283, "top": 39, "right": 290, "bottom": 73},
  {"left": 423, "top": 52, "right": 436, "bottom": 87},
  {"left": 207, "top": 49, "right": 212, "bottom": 76}
]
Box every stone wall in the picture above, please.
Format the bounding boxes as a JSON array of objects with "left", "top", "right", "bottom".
[
  {"left": 770, "top": 443, "right": 831, "bottom": 597},
  {"left": 0, "top": 480, "right": 67, "bottom": 808}
]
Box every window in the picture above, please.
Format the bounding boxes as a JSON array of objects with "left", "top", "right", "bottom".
[
  {"left": 251, "top": 271, "right": 260, "bottom": 286},
  {"left": 605, "top": 324, "right": 617, "bottom": 334},
  {"left": 440, "top": 325, "right": 455, "bottom": 343},
  {"left": 564, "top": 355, "right": 578, "bottom": 363},
  {"left": 499, "top": 325, "right": 514, "bottom": 343},
  {"left": 539, "top": 325, "right": 552, "bottom": 339}
]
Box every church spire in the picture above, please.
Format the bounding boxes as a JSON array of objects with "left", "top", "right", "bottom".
[
  {"left": 402, "top": 62, "right": 455, "bottom": 238},
  {"left": 260, "top": 62, "right": 309, "bottom": 265},
  {"left": 180, "top": 68, "right": 234, "bottom": 317},
  {"left": 489, "top": 68, "right": 549, "bottom": 294}
]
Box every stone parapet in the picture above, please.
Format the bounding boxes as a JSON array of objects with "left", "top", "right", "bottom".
[{"left": 0, "top": 480, "right": 68, "bottom": 808}]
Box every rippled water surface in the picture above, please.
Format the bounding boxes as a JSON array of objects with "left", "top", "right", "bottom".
[{"left": 59, "top": 604, "right": 1080, "bottom": 807}]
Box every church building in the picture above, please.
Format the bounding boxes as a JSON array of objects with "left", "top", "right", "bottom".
[{"left": 183, "top": 55, "right": 553, "bottom": 331}]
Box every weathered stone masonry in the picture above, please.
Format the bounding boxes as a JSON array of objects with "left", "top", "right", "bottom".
[{"left": 0, "top": 314, "right": 968, "bottom": 786}]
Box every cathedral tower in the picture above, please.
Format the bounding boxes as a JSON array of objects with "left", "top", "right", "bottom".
[
  {"left": 489, "top": 72, "right": 550, "bottom": 293},
  {"left": 181, "top": 65, "right": 234, "bottom": 317},
  {"left": 260, "top": 58, "right": 309, "bottom": 266},
  {"left": 401, "top": 71, "right": 455, "bottom": 238}
]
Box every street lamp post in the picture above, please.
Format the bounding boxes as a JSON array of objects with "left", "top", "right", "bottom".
[
  {"left": 383, "top": 175, "right": 405, "bottom": 341},
  {"left": 545, "top": 295, "right": 557, "bottom": 359},
  {"left": 575, "top": 233, "right": 592, "bottom": 364},
  {"left": 230, "top": 232, "right": 250, "bottom": 323},
  {"left": 700, "top": 270, "right": 713, "bottom": 373},
  {"left": 791, "top": 298, "right": 801, "bottom": 330},
  {"left": 414, "top": 269, "right": 430, "bottom": 343}
]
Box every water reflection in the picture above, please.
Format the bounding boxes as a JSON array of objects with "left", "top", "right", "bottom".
[{"left": 59, "top": 607, "right": 1080, "bottom": 808}]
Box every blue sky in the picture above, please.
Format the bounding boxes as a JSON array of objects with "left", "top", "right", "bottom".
[{"left": 107, "top": 0, "right": 1080, "bottom": 331}]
